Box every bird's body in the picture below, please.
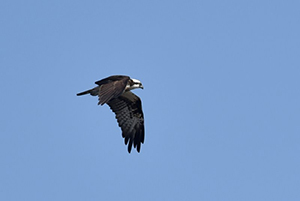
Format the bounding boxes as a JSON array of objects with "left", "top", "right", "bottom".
[{"left": 77, "top": 75, "right": 145, "bottom": 153}]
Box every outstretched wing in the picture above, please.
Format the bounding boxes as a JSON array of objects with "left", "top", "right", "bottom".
[
  {"left": 107, "top": 91, "right": 145, "bottom": 153},
  {"left": 95, "top": 75, "right": 130, "bottom": 86},
  {"left": 97, "top": 76, "right": 130, "bottom": 105}
]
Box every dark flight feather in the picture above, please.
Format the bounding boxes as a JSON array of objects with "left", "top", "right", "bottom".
[
  {"left": 107, "top": 91, "right": 144, "bottom": 153},
  {"left": 97, "top": 78, "right": 128, "bottom": 105}
]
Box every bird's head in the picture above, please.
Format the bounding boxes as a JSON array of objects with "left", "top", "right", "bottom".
[{"left": 126, "top": 78, "right": 144, "bottom": 91}]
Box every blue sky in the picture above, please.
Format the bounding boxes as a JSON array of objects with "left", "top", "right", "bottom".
[{"left": 1, "top": 0, "right": 300, "bottom": 200}]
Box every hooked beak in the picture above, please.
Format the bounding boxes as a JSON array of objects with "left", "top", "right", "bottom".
[{"left": 140, "top": 84, "right": 144, "bottom": 89}]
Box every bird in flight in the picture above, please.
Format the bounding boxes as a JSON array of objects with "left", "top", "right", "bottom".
[{"left": 77, "top": 75, "right": 145, "bottom": 153}]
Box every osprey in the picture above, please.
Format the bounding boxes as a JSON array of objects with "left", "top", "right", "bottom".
[{"left": 77, "top": 75, "right": 145, "bottom": 153}]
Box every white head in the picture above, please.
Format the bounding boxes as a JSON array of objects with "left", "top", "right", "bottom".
[{"left": 126, "top": 78, "right": 144, "bottom": 91}]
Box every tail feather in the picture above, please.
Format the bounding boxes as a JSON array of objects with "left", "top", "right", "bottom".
[
  {"left": 77, "top": 89, "right": 92, "bottom": 96},
  {"left": 77, "top": 86, "right": 99, "bottom": 96}
]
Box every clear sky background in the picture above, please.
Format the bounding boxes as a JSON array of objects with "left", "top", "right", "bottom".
[{"left": 1, "top": 1, "right": 299, "bottom": 200}]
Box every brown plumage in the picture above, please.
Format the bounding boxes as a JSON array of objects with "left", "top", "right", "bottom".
[{"left": 77, "top": 75, "right": 145, "bottom": 153}]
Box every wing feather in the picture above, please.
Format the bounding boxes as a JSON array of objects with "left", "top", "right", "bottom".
[
  {"left": 107, "top": 91, "right": 145, "bottom": 153},
  {"left": 95, "top": 75, "right": 130, "bottom": 85},
  {"left": 97, "top": 77, "right": 129, "bottom": 105}
]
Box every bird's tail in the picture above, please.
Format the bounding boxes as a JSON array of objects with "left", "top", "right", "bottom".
[
  {"left": 77, "top": 90, "right": 91, "bottom": 96},
  {"left": 77, "top": 87, "right": 99, "bottom": 96}
]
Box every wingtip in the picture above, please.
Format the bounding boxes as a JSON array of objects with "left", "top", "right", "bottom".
[
  {"left": 127, "top": 140, "right": 132, "bottom": 153},
  {"left": 137, "top": 144, "right": 141, "bottom": 153},
  {"left": 127, "top": 146, "right": 132, "bottom": 153}
]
